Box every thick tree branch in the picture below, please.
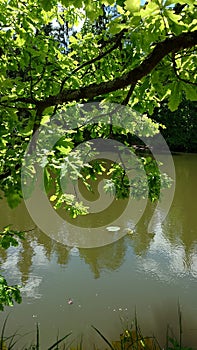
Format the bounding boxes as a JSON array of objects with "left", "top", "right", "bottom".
[
  {"left": 2, "top": 30, "right": 197, "bottom": 112},
  {"left": 40, "top": 30, "right": 197, "bottom": 108}
]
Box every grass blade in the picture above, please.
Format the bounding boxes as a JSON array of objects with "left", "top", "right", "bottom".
[
  {"left": 0, "top": 316, "right": 9, "bottom": 350},
  {"left": 47, "top": 332, "right": 72, "bottom": 350},
  {"left": 7, "top": 330, "right": 20, "bottom": 350},
  {"left": 78, "top": 334, "right": 83, "bottom": 350},
  {"left": 36, "top": 323, "right": 39, "bottom": 350},
  {"left": 178, "top": 300, "right": 182, "bottom": 348},
  {"left": 91, "top": 325, "right": 115, "bottom": 350}
]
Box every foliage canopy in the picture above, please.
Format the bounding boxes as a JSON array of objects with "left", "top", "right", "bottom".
[
  {"left": 0, "top": 0, "right": 197, "bottom": 309},
  {"left": 0, "top": 0, "right": 196, "bottom": 205}
]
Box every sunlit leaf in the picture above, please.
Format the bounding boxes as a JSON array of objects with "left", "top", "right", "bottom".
[{"left": 125, "top": 0, "right": 140, "bottom": 13}]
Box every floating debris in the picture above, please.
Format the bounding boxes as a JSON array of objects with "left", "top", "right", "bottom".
[
  {"left": 126, "top": 229, "right": 134, "bottom": 235},
  {"left": 106, "top": 226, "right": 120, "bottom": 232},
  {"left": 67, "top": 298, "right": 73, "bottom": 305},
  {"left": 69, "top": 247, "right": 80, "bottom": 256}
]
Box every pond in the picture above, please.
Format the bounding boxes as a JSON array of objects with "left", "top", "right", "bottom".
[{"left": 0, "top": 154, "right": 197, "bottom": 349}]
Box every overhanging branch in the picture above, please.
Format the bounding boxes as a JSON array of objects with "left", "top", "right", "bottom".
[
  {"left": 40, "top": 30, "right": 197, "bottom": 108},
  {"left": 3, "top": 30, "right": 197, "bottom": 111}
]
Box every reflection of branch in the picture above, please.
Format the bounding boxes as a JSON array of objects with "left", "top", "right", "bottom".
[
  {"left": 172, "top": 52, "right": 197, "bottom": 86},
  {"left": 25, "top": 226, "right": 37, "bottom": 232}
]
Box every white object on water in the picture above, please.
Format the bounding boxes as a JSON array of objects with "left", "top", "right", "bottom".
[
  {"left": 69, "top": 247, "right": 80, "bottom": 256},
  {"left": 126, "top": 229, "right": 134, "bottom": 235},
  {"left": 106, "top": 226, "right": 120, "bottom": 232},
  {"left": 67, "top": 298, "right": 73, "bottom": 305}
]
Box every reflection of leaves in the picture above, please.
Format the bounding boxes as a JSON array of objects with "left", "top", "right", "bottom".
[
  {"left": 0, "top": 225, "right": 25, "bottom": 249},
  {"left": 0, "top": 275, "right": 22, "bottom": 311},
  {"left": 6, "top": 192, "right": 21, "bottom": 209}
]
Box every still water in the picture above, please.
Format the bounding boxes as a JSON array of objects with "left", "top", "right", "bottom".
[{"left": 0, "top": 154, "right": 197, "bottom": 348}]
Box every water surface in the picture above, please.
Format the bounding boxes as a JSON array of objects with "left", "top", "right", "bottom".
[{"left": 0, "top": 154, "right": 197, "bottom": 348}]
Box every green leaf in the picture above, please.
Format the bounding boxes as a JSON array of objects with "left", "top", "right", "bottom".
[
  {"left": 165, "top": 0, "right": 194, "bottom": 5},
  {"left": 164, "top": 9, "right": 182, "bottom": 24},
  {"left": 182, "top": 84, "right": 197, "bottom": 101},
  {"left": 125, "top": 0, "right": 140, "bottom": 13},
  {"left": 56, "top": 145, "right": 72, "bottom": 155},
  {"left": 168, "top": 81, "right": 182, "bottom": 111},
  {"left": 140, "top": 1, "right": 160, "bottom": 17},
  {"left": 40, "top": 0, "right": 54, "bottom": 11}
]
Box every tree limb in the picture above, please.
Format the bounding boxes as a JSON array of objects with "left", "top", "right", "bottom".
[
  {"left": 122, "top": 84, "right": 136, "bottom": 105},
  {"left": 3, "top": 30, "right": 197, "bottom": 112},
  {"left": 40, "top": 30, "right": 197, "bottom": 108},
  {"left": 58, "top": 28, "right": 127, "bottom": 93}
]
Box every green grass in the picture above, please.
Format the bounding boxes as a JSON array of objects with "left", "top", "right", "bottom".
[
  {"left": 0, "top": 308, "right": 193, "bottom": 350},
  {"left": 0, "top": 316, "right": 72, "bottom": 350}
]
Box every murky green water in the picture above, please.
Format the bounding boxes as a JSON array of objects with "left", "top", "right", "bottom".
[{"left": 0, "top": 154, "right": 197, "bottom": 348}]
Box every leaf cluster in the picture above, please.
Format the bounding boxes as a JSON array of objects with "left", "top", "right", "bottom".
[
  {"left": 0, "top": 277, "right": 22, "bottom": 311},
  {"left": 0, "top": 225, "right": 25, "bottom": 250}
]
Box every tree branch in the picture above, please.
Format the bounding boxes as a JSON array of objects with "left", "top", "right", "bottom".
[
  {"left": 122, "top": 84, "right": 136, "bottom": 105},
  {"left": 40, "top": 30, "right": 197, "bottom": 108},
  {"left": 58, "top": 28, "right": 127, "bottom": 93},
  {"left": 2, "top": 30, "right": 197, "bottom": 112}
]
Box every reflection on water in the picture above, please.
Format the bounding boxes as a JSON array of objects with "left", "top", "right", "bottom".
[{"left": 0, "top": 154, "right": 197, "bottom": 348}]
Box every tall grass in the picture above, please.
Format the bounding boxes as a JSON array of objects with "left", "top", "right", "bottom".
[
  {"left": 0, "top": 308, "right": 193, "bottom": 350},
  {"left": 0, "top": 318, "right": 72, "bottom": 350}
]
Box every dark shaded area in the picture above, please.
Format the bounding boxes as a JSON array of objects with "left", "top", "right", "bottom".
[{"left": 152, "top": 99, "right": 197, "bottom": 153}]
